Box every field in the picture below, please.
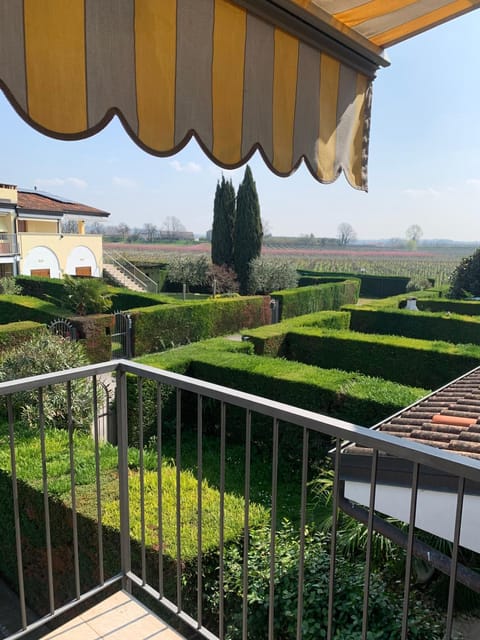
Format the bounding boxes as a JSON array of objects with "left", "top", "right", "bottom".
[{"left": 104, "top": 242, "right": 477, "bottom": 287}]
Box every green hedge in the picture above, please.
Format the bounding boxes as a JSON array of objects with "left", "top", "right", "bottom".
[
  {"left": 0, "top": 295, "right": 70, "bottom": 324},
  {"left": 346, "top": 306, "right": 480, "bottom": 344},
  {"left": 136, "top": 344, "right": 427, "bottom": 431},
  {"left": 285, "top": 328, "right": 480, "bottom": 389},
  {"left": 415, "top": 298, "right": 480, "bottom": 316},
  {"left": 108, "top": 287, "right": 174, "bottom": 311},
  {"left": 0, "top": 321, "right": 47, "bottom": 352},
  {"left": 297, "top": 271, "right": 417, "bottom": 298},
  {"left": 15, "top": 275, "right": 65, "bottom": 301},
  {"left": 132, "top": 296, "right": 270, "bottom": 356},
  {"left": 272, "top": 280, "right": 359, "bottom": 320},
  {"left": 242, "top": 311, "right": 351, "bottom": 356}
]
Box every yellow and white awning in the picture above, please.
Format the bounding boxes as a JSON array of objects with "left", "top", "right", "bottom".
[{"left": 0, "top": 1, "right": 478, "bottom": 191}]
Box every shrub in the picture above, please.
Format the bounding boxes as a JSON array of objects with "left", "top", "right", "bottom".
[
  {"left": 448, "top": 248, "right": 480, "bottom": 298},
  {"left": 297, "top": 271, "right": 414, "bottom": 298},
  {"left": 217, "top": 522, "right": 443, "bottom": 640},
  {"left": 0, "top": 276, "right": 22, "bottom": 295},
  {"left": 166, "top": 255, "right": 209, "bottom": 290},
  {"left": 0, "top": 333, "right": 94, "bottom": 430},
  {"left": 63, "top": 275, "right": 112, "bottom": 315},
  {"left": 0, "top": 321, "right": 46, "bottom": 353},
  {"left": 248, "top": 257, "right": 298, "bottom": 294},
  {"left": 206, "top": 264, "right": 239, "bottom": 294}
]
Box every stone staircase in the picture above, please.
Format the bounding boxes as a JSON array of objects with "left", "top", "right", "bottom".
[{"left": 103, "top": 263, "right": 145, "bottom": 292}]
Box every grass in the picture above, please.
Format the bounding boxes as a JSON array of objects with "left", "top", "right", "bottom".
[{"left": 0, "top": 419, "right": 268, "bottom": 561}]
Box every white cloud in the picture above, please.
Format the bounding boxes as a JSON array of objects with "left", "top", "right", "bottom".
[
  {"left": 403, "top": 187, "right": 441, "bottom": 198},
  {"left": 35, "top": 177, "right": 87, "bottom": 189},
  {"left": 170, "top": 160, "right": 201, "bottom": 173},
  {"left": 112, "top": 176, "right": 138, "bottom": 188},
  {"left": 466, "top": 178, "right": 480, "bottom": 188}
]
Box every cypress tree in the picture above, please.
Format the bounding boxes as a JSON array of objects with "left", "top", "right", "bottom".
[
  {"left": 211, "top": 175, "right": 236, "bottom": 267},
  {"left": 233, "top": 165, "right": 263, "bottom": 294}
]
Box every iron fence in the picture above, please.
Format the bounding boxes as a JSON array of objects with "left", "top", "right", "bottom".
[{"left": 0, "top": 360, "right": 479, "bottom": 639}]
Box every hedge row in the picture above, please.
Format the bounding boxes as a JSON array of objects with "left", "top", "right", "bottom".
[
  {"left": 284, "top": 328, "right": 480, "bottom": 389},
  {"left": 297, "top": 270, "right": 417, "bottom": 298},
  {"left": 131, "top": 296, "right": 271, "bottom": 356},
  {"left": 345, "top": 306, "right": 480, "bottom": 344},
  {"left": 272, "top": 280, "right": 359, "bottom": 320},
  {"left": 0, "top": 321, "right": 47, "bottom": 353},
  {"left": 415, "top": 298, "right": 480, "bottom": 316},
  {"left": 15, "top": 275, "right": 65, "bottom": 301},
  {"left": 0, "top": 295, "right": 69, "bottom": 324},
  {"left": 242, "top": 311, "right": 351, "bottom": 356},
  {"left": 135, "top": 343, "right": 427, "bottom": 435}
]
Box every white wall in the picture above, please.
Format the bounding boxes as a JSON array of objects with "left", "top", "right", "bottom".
[
  {"left": 345, "top": 480, "right": 480, "bottom": 553},
  {"left": 65, "top": 245, "right": 99, "bottom": 276},
  {"left": 22, "top": 245, "right": 61, "bottom": 278}
]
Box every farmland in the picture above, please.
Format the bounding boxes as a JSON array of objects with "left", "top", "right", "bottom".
[{"left": 105, "top": 241, "right": 477, "bottom": 286}]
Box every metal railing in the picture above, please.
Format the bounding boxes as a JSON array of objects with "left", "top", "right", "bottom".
[
  {"left": 0, "top": 233, "right": 18, "bottom": 255},
  {"left": 104, "top": 249, "right": 158, "bottom": 293},
  {"left": 1, "top": 360, "right": 479, "bottom": 639}
]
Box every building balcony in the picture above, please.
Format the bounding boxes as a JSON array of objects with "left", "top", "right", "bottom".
[{"left": 0, "top": 360, "right": 479, "bottom": 640}]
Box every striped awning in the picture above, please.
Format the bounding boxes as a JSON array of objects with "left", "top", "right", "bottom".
[{"left": 0, "top": 1, "right": 478, "bottom": 191}]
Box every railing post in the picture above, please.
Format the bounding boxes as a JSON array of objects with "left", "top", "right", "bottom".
[{"left": 116, "top": 366, "right": 131, "bottom": 591}]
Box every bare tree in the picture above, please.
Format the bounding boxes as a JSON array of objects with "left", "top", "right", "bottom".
[
  {"left": 61, "top": 217, "right": 78, "bottom": 234},
  {"left": 143, "top": 223, "right": 158, "bottom": 242},
  {"left": 117, "top": 223, "right": 130, "bottom": 241},
  {"left": 162, "top": 216, "right": 186, "bottom": 238},
  {"left": 337, "top": 222, "right": 357, "bottom": 246},
  {"left": 87, "top": 221, "right": 105, "bottom": 234}
]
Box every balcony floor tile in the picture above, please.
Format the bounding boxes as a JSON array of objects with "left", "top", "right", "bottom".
[{"left": 40, "top": 591, "right": 186, "bottom": 640}]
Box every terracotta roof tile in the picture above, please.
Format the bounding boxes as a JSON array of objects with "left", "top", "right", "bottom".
[
  {"left": 373, "top": 367, "right": 480, "bottom": 459},
  {"left": 17, "top": 190, "right": 109, "bottom": 217}
]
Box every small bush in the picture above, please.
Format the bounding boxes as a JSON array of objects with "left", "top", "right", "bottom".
[
  {"left": 0, "top": 276, "right": 22, "bottom": 295},
  {"left": 217, "top": 522, "right": 443, "bottom": 639},
  {"left": 248, "top": 257, "right": 298, "bottom": 294},
  {"left": 0, "top": 333, "right": 94, "bottom": 430},
  {"left": 63, "top": 275, "right": 112, "bottom": 315}
]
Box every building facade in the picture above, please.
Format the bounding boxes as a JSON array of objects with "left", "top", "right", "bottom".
[{"left": 0, "top": 184, "right": 109, "bottom": 278}]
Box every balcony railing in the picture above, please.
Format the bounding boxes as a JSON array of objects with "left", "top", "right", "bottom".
[
  {"left": 1, "top": 360, "right": 479, "bottom": 640},
  {"left": 0, "top": 233, "right": 18, "bottom": 255}
]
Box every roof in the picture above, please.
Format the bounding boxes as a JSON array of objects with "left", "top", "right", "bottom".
[
  {"left": 348, "top": 367, "right": 480, "bottom": 461},
  {"left": 17, "top": 189, "right": 110, "bottom": 218},
  {"left": 1, "top": 1, "right": 478, "bottom": 192}
]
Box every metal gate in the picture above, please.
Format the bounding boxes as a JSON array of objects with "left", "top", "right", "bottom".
[
  {"left": 48, "top": 317, "right": 77, "bottom": 340},
  {"left": 111, "top": 311, "right": 132, "bottom": 358}
]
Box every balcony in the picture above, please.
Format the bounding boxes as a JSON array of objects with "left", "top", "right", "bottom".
[
  {"left": 0, "top": 233, "right": 18, "bottom": 255},
  {"left": 0, "top": 360, "right": 479, "bottom": 640}
]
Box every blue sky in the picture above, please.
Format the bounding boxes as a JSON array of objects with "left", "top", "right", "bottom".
[{"left": 1, "top": 10, "right": 479, "bottom": 241}]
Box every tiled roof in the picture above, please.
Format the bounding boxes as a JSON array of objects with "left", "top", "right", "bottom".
[
  {"left": 17, "top": 190, "right": 110, "bottom": 217},
  {"left": 348, "top": 368, "right": 480, "bottom": 460}
]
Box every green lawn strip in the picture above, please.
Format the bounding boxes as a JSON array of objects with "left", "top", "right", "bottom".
[{"left": 0, "top": 422, "right": 267, "bottom": 563}]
